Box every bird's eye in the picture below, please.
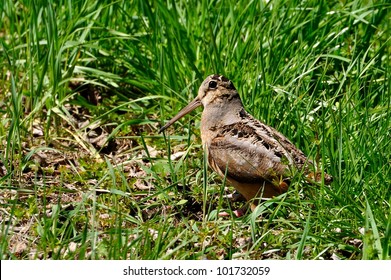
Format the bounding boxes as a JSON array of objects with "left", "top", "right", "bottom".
[{"left": 209, "top": 81, "right": 217, "bottom": 89}]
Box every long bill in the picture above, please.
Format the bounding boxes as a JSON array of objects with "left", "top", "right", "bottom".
[{"left": 159, "top": 97, "right": 202, "bottom": 133}]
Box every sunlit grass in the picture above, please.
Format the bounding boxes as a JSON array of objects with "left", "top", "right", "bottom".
[{"left": 0, "top": 0, "right": 390, "bottom": 260}]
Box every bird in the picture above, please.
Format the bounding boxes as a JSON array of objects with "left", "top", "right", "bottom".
[{"left": 159, "top": 74, "right": 332, "bottom": 216}]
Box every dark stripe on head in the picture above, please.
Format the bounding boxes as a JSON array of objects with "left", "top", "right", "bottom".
[
  {"left": 210, "top": 74, "right": 229, "bottom": 82},
  {"left": 209, "top": 74, "right": 236, "bottom": 90},
  {"left": 219, "top": 75, "right": 230, "bottom": 82}
]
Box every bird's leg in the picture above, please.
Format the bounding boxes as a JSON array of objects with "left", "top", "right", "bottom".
[{"left": 218, "top": 189, "right": 248, "bottom": 217}]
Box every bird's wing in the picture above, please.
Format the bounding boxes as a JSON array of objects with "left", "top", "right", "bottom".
[
  {"left": 208, "top": 122, "right": 294, "bottom": 184},
  {"left": 254, "top": 122, "right": 312, "bottom": 171}
]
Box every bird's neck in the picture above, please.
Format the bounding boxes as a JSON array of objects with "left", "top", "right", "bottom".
[{"left": 200, "top": 97, "right": 244, "bottom": 143}]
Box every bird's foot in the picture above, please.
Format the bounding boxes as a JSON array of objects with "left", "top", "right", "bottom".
[{"left": 218, "top": 207, "right": 246, "bottom": 218}]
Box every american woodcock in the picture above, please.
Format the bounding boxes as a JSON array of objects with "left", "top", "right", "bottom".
[{"left": 159, "top": 74, "right": 332, "bottom": 215}]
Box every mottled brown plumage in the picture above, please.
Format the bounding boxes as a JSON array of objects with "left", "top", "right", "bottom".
[{"left": 159, "top": 74, "right": 332, "bottom": 214}]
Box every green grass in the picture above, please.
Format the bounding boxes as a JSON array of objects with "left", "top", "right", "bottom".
[{"left": 0, "top": 0, "right": 390, "bottom": 260}]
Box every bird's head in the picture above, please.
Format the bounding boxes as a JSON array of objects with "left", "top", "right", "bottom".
[
  {"left": 159, "top": 74, "right": 239, "bottom": 133},
  {"left": 197, "top": 74, "right": 239, "bottom": 107}
]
